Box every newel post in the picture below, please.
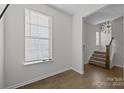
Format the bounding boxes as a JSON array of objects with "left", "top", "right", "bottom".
[{"left": 106, "top": 45, "right": 110, "bottom": 69}]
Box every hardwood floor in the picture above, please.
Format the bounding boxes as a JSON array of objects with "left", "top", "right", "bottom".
[{"left": 18, "top": 64, "right": 124, "bottom": 89}]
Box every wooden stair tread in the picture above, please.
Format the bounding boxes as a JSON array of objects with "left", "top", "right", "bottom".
[
  {"left": 90, "top": 56, "right": 106, "bottom": 62},
  {"left": 89, "top": 60, "right": 106, "bottom": 64},
  {"left": 93, "top": 53, "right": 106, "bottom": 56},
  {"left": 89, "top": 60, "right": 106, "bottom": 68},
  {"left": 92, "top": 53, "right": 106, "bottom": 58},
  {"left": 94, "top": 51, "right": 106, "bottom": 54}
]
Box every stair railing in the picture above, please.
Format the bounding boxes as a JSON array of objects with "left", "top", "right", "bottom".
[
  {"left": 106, "top": 37, "right": 115, "bottom": 69},
  {"left": 0, "top": 4, "right": 9, "bottom": 20}
]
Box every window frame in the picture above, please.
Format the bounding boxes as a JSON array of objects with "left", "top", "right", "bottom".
[
  {"left": 96, "top": 31, "right": 100, "bottom": 46},
  {"left": 24, "top": 8, "right": 53, "bottom": 65}
]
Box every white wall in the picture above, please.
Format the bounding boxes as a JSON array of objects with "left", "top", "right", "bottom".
[
  {"left": 71, "top": 5, "right": 106, "bottom": 74},
  {"left": 112, "top": 17, "right": 124, "bottom": 67},
  {"left": 4, "top": 4, "right": 72, "bottom": 88},
  {"left": 84, "top": 22, "right": 100, "bottom": 64},
  {"left": 0, "top": 17, "right": 4, "bottom": 88},
  {"left": 72, "top": 13, "right": 83, "bottom": 74},
  {"left": 101, "top": 31, "right": 111, "bottom": 50}
]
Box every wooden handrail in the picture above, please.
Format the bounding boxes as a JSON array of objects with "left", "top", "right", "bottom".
[
  {"left": 108, "top": 37, "right": 114, "bottom": 47},
  {"left": 0, "top": 4, "right": 9, "bottom": 20},
  {"left": 106, "top": 37, "right": 114, "bottom": 69}
]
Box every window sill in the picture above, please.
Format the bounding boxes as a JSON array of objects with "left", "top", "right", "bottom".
[{"left": 23, "top": 59, "right": 53, "bottom": 66}]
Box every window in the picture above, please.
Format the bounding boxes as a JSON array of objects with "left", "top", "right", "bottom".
[
  {"left": 96, "top": 32, "right": 100, "bottom": 46},
  {"left": 25, "top": 8, "right": 52, "bottom": 64}
]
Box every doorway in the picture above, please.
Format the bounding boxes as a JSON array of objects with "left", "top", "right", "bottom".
[{"left": 83, "top": 4, "right": 123, "bottom": 72}]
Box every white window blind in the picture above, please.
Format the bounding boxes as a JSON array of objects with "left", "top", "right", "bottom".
[{"left": 25, "top": 8, "right": 52, "bottom": 63}]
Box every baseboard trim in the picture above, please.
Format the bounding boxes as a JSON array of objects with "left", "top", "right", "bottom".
[
  {"left": 114, "top": 64, "right": 124, "bottom": 68},
  {"left": 5, "top": 68, "right": 71, "bottom": 89},
  {"left": 71, "top": 67, "right": 84, "bottom": 75}
]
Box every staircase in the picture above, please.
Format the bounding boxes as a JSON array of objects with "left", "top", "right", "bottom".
[{"left": 89, "top": 51, "right": 106, "bottom": 68}]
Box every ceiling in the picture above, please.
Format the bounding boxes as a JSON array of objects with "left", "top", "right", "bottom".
[
  {"left": 1, "top": 4, "right": 120, "bottom": 25},
  {"left": 49, "top": 4, "right": 123, "bottom": 25},
  {"left": 49, "top": 4, "right": 106, "bottom": 16},
  {"left": 84, "top": 5, "right": 123, "bottom": 25}
]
